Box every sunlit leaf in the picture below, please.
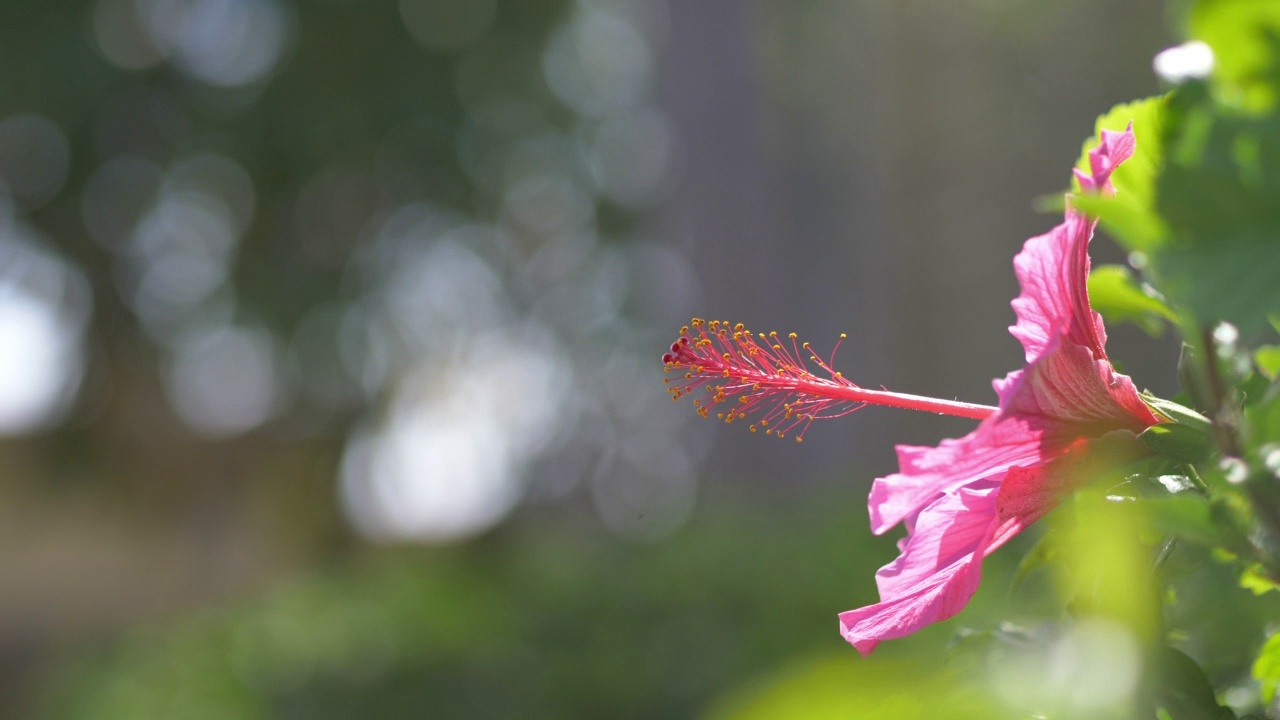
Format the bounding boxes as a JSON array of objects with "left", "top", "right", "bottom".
[
  {"left": 1087, "top": 264, "right": 1178, "bottom": 335},
  {"left": 1252, "top": 630, "right": 1280, "bottom": 702},
  {"left": 1240, "top": 564, "right": 1280, "bottom": 595},
  {"left": 1144, "top": 393, "right": 1213, "bottom": 432},
  {"left": 1191, "top": 0, "right": 1280, "bottom": 109},
  {"left": 1255, "top": 345, "right": 1280, "bottom": 379},
  {"left": 702, "top": 654, "right": 992, "bottom": 720},
  {"left": 1150, "top": 80, "right": 1280, "bottom": 334}
]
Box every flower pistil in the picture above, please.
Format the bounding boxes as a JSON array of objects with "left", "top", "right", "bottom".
[{"left": 663, "top": 318, "right": 997, "bottom": 442}]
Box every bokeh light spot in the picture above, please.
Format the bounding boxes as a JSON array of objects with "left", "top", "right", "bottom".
[
  {"left": 340, "top": 330, "right": 568, "bottom": 543},
  {"left": 0, "top": 222, "right": 91, "bottom": 434},
  {"left": 140, "top": 0, "right": 290, "bottom": 87},
  {"left": 166, "top": 324, "right": 282, "bottom": 437}
]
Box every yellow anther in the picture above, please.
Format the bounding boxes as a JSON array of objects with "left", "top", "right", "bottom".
[
  {"left": 795, "top": 436, "right": 803, "bottom": 443},
  {"left": 840, "top": 333, "right": 847, "bottom": 339},
  {"left": 835, "top": 372, "right": 843, "bottom": 378},
  {"left": 692, "top": 318, "right": 704, "bottom": 327},
  {"left": 680, "top": 325, "right": 689, "bottom": 334},
  {"left": 734, "top": 323, "right": 745, "bottom": 331},
  {"left": 749, "top": 425, "right": 757, "bottom": 432}
]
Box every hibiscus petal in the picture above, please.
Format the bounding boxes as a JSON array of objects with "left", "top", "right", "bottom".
[
  {"left": 842, "top": 483, "right": 1001, "bottom": 655},
  {"left": 1078, "top": 125, "right": 1137, "bottom": 194},
  {"left": 1002, "top": 340, "right": 1159, "bottom": 430},
  {"left": 875, "top": 478, "right": 1001, "bottom": 598},
  {"left": 1008, "top": 212, "right": 1107, "bottom": 363},
  {"left": 867, "top": 413, "right": 1048, "bottom": 534},
  {"left": 1008, "top": 124, "right": 1137, "bottom": 365}
]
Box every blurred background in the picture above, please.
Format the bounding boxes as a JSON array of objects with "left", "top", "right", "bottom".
[{"left": 0, "top": 0, "right": 1200, "bottom": 717}]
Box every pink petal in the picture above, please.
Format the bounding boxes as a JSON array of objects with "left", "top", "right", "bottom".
[
  {"left": 867, "top": 413, "right": 1049, "bottom": 534},
  {"left": 1009, "top": 123, "right": 1135, "bottom": 365},
  {"left": 842, "top": 483, "right": 1001, "bottom": 655},
  {"left": 875, "top": 478, "right": 1002, "bottom": 599},
  {"left": 1082, "top": 125, "right": 1136, "bottom": 194},
  {"left": 1009, "top": 212, "right": 1108, "bottom": 364},
  {"left": 847, "top": 448, "right": 1097, "bottom": 656},
  {"left": 1000, "top": 340, "right": 1159, "bottom": 431}
]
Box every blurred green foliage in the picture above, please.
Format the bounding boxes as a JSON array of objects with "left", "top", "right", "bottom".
[{"left": 33, "top": 496, "right": 899, "bottom": 719}]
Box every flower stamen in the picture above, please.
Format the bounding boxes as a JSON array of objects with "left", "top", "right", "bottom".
[{"left": 663, "top": 319, "right": 998, "bottom": 441}]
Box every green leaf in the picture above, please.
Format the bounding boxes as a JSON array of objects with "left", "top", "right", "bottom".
[
  {"left": 1146, "top": 493, "right": 1221, "bottom": 547},
  {"left": 1155, "top": 646, "right": 1238, "bottom": 719},
  {"left": 1241, "top": 564, "right": 1280, "bottom": 595},
  {"left": 1255, "top": 345, "right": 1280, "bottom": 378},
  {"left": 1155, "top": 237, "right": 1280, "bottom": 337},
  {"left": 1191, "top": 0, "right": 1280, "bottom": 109},
  {"left": 1141, "top": 424, "right": 1216, "bottom": 464},
  {"left": 1143, "top": 394, "right": 1213, "bottom": 432},
  {"left": 1243, "top": 384, "right": 1280, "bottom": 445},
  {"left": 1087, "top": 264, "right": 1178, "bottom": 335},
  {"left": 1012, "top": 532, "right": 1062, "bottom": 592},
  {"left": 702, "top": 654, "right": 991, "bottom": 720},
  {"left": 1149, "top": 82, "right": 1280, "bottom": 334},
  {"left": 1236, "top": 371, "right": 1272, "bottom": 407},
  {"left": 1253, "top": 630, "right": 1280, "bottom": 703}
]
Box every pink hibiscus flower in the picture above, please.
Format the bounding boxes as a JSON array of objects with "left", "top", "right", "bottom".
[{"left": 662, "top": 125, "right": 1161, "bottom": 654}]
